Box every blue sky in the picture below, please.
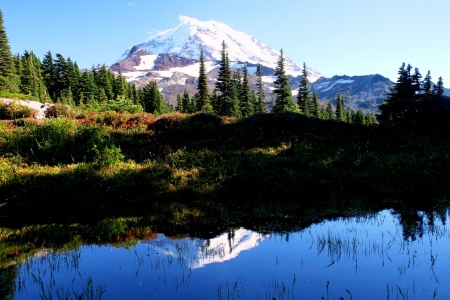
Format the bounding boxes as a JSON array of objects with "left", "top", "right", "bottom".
[{"left": 2, "top": 0, "right": 449, "bottom": 82}]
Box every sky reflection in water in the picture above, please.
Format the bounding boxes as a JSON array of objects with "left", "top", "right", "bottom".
[{"left": 14, "top": 209, "right": 449, "bottom": 299}]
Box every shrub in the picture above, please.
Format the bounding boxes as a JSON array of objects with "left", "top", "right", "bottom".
[
  {"left": 0, "top": 100, "right": 35, "bottom": 120},
  {"left": 45, "top": 104, "right": 75, "bottom": 119},
  {"left": 104, "top": 97, "right": 143, "bottom": 114}
]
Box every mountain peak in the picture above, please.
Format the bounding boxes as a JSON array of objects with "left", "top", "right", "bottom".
[
  {"left": 179, "top": 15, "right": 196, "bottom": 24},
  {"left": 118, "top": 16, "right": 317, "bottom": 78}
]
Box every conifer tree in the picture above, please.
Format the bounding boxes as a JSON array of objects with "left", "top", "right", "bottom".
[
  {"left": 42, "top": 51, "right": 57, "bottom": 100},
  {"left": 142, "top": 81, "right": 168, "bottom": 114},
  {"left": 113, "top": 70, "right": 127, "bottom": 99},
  {"left": 176, "top": 92, "right": 183, "bottom": 112},
  {"left": 67, "top": 58, "right": 82, "bottom": 105},
  {"left": 345, "top": 109, "right": 351, "bottom": 124},
  {"left": 423, "top": 71, "right": 433, "bottom": 96},
  {"left": 196, "top": 48, "right": 210, "bottom": 111},
  {"left": 54, "top": 53, "right": 71, "bottom": 102},
  {"left": 311, "top": 89, "right": 320, "bottom": 117},
  {"left": 240, "top": 64, "right": 253, "bottom": 117},
  {"left": 181, "top": 90, "right": 191, "bottom": 113},
  {"left": 325, "top": 100, "right": 334, "bottom": 120},
  {"left": 335, "top": 94, "right": 345, "bottom": 121},
  {"left": 80, "top": 70, "right": 98, "bottom": 104},
  {"left": 13, "top": 53, "right": 21, "bottom": 80},
  {"left": 20, "top": 51, "right": 47, "bottom": 100},
  {"left": 378, "top": 63, "right": 421, "bottom": 127},
  {"left": 255, "top": 64, "right": 266, "bottom": 113},
  {"left": 354, "top": 109, "right": 365, "bottom": 125},
  {"left": 297, "top": 62, "right": 311, "bottom": 115},
  {"left": 93, "top": 64, "right": 114, "bottom": 101},
  {"left": 433, "top": 76, "right": 444, "bottom": 96},
  {"left": 273, "top": 49, "right": 297, "bottom": 113},
  {"left": 251, "top": 90, "right": 258, "bottom": 112},
  {"left": 215, "top": 41, "right": 239, "bottom": 116},
  {"left": 0, "top": 9, "right": 19, "bottom": 92}
]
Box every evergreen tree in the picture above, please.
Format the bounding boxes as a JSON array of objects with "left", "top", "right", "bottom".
[
  {"left": 433, "top": 76, "right": 444, "bottom": 96},
  {"left": 176, "top": 92, "right": 183, "bottom": 112},
  {"left": 210, "top": 90, "right": 219, "bottom": 113},
  {"left": 297, "top": 62, "right": 311, "bottom": 114},
  {"left": 423, "top": 71, "right": 433, "bottom": 96},
  {"left": 113, "top": 70, "right": 127, "bottom": 100},
  {"left": 335, "top": 94, "right": 345, "bottom": 121},
  {"left": 215, "top": 41, "right": 239, "bottom": 116},
  {"left": 67, "top": 58, "right": 82, "bottom": 105},
  {"left": 181, "top": 90, "right": 191, "bottom": 113},
  {"left": 273, "top": 49, "right": 297, "bottom": 113},
  {"left": 196, "top": 48, "right": 210, "bottom": 111},
  {"left": 411, "top": 67, "right": 422, "bottom": 95},
  {"left": 325, "top": 100, "right": 334, "bottom": 120},
  {"left": 80, "top": 70, "right": 98, "bottom": 104},
  {"left": 250, "top": 90, "right": 258, "bottom": 113},
  {"left": 354, "top": 109, "right": 365, "bottom": 125},
  {"left": 142, "top": 81, "right": 170, "bottom": 114},
  {"left": 311, "top": 88, "right": 320, "bottom": 117},
  {"left": 365, "top": 112, "right": 377, "bottom": 126},
  {"left": 345, "top": 109, "right": 352, "bottom": 124},
  {"left": 378, "top": 63, "right": 421, "bottom": 127},
  {"left": 93, "top": 64, "right": 114, "bottom": 101},
  {"left": 19, "top": 51, "right": 47, "bottom": 100},
  {"left": 0, "top": 9, "right": 19, "bottom": 92},
  {"left": 54, "top": 53, "right": 71, "bottom": 102},
  {"left": 42, "top": 51, "right": 57, "bottom": 100},
  {"left": 255, "top": 64, "right": 266, "bottom": 113},
  {"left": 240, "top": 64, "right": 253, "bottom": 117}
]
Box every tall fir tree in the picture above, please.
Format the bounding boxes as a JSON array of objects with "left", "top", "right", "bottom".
[
  {"left": 19, "top": 51, "right": 47, "bottom": 100},
  {"left": 42, "top": 51, "right": 57, "bottom": 101},
  {"left": 433, "top": 76, "right": 444, "bottom": 96},
  {"left": 297, "top": 62, "right": 311, "bottom": 115},
  {"left": 335, "top": 94, "right": 345, "bottom": 121},
  {"left": 175, "top": 92, "right": 183, "bottom": 112},
  {"left": 239, "top": 64, "right": 253, "bottom": 117},
  {"left": 181, "top": 90, "right": 191, "bottom": 113},
  {"left": 80, "top": 70, "right": 98, "bottom": 104},
  {"left": 0, "top": 9, "right": 19, "bottom": 92},
  {"left": 273, "top": 49, "right": 297, "bottom": 113},
  {"left": 141, "top": 81, "right": 170, "bottom": 115},
  {"left": 423, "top": 71, "right": 433, "bottom": 96},
  {"left": 67, "top": 58, "right": 82, "bottom": 105},
  {"left": 311, "top": 89, "right": 320, "bottom": 117},
  {"left": 196, "top": 48, "right": 211, "bottom": 111},
  {"left": 215, "top": 41, "right": 239, "bottom": 116},
  {"left": 378, "top": 63, "right": 420, "bottom": 127},
  {"left": 54, "top": 53, "right": 71, "bottom": 102},
  {"left": 255, "top": 64, "right": 266, "bottom": 113},
  {"left": 325, "top": 100, "right": 335, "bottom": 120}
]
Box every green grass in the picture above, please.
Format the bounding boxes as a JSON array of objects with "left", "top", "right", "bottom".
[{"left": 0, "top": 111, "right": 449, "bottom": 226}]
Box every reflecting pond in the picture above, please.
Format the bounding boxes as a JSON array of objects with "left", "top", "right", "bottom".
[{"left": 5, "top": 208, "right": 450, "bottom": 299}]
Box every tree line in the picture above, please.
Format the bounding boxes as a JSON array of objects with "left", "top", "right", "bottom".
[
  {"left": 0, "top": 9, "right": 170, "bottom": 115},
  {"left": 175, "top": 42, "right": 377, "bottom": 126},
  {"left": 0, "top": 8, "right": 447, "bottom": 127}
]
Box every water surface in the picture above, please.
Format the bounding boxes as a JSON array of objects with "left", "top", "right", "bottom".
[{"left": 10, "top": 208, "right": 450, "bottom": 299}]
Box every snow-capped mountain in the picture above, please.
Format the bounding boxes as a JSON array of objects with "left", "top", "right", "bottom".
[
  {"left": 117, "top": 15, "right": 320, "bottom": 80},
  {"left": 110, "top": 15, "right": 323, "bottom": 105},
  {"left": 110, "top": 16, "right": 396, "bottom": 112}
]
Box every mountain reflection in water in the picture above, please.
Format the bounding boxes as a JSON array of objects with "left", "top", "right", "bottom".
[{"left": 7, "top": 208, "right": 450, "bottom": 299}]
